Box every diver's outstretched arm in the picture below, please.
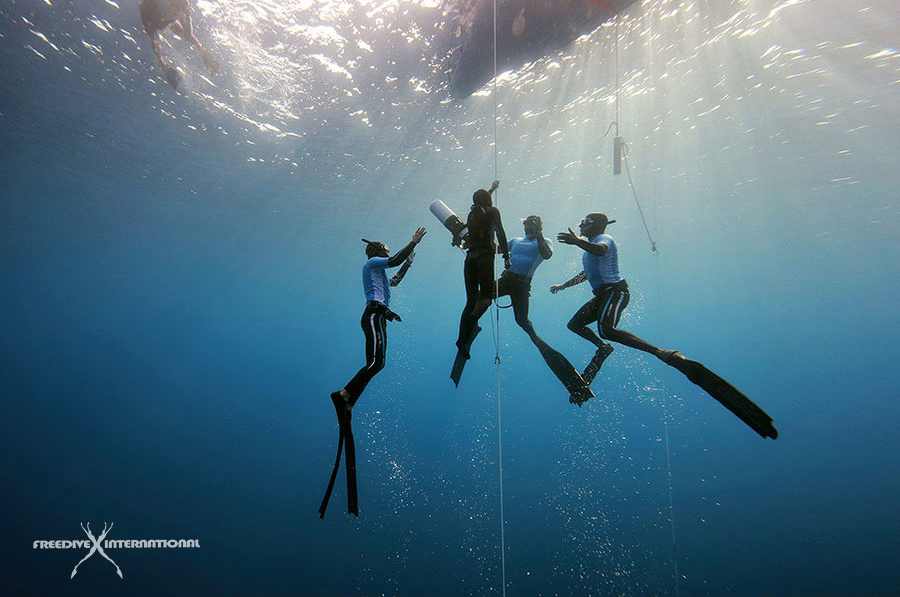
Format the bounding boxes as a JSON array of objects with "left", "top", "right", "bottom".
[
  {"left": 386, "top": 227, "right": 426, "bottom": 267},
  {"left": 550, "top": 271, "right": 587, "bottom": 294},
  {"left": 390, "top": 252, "right": 414, "bottom": 286},
  {"left": 557, "top": 228, "right": 608, "bottom": 256}
]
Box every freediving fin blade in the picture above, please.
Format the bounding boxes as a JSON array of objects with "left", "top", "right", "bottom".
[
  {"left": 162, "top": 64, "right": 181, "bottom": 90},
  {"left": 582, "top": 344, "right": 614, "bottom": 386},
  {"left": 450, "top": 352, "right": 467, "bottom": 387},
  {"left": 451, "top": 325, "right": 482, "bottom": 387},
  {"left": 319, "top": 393, "right": 353, "bottom": 519},
  {"left": 318, "top": 423, "right": 345, "bottom": 519},
  {"left": 665, "top": 352, "right": 778, "bottom": 440},
  {"left": 344, "top": 421, "right": 358, "bottom": 517}
]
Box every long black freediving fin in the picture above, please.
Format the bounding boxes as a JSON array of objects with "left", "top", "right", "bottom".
[
  {"left": 531, "top": 339, "right": 594, "bottom": 405},
  {"left": 344, "top": 421, "right": 358, "bottom": 517},
  {"left": 661, "top": 351, "right": 778, "bottom": 440},
  {"left": 318, "top": 425, "right": 345, "bottom": 519},
  {"left": 582, "top": 344, "right": 615, "bottom": 386},
  {"left": 451, "top": 325, "right": 482, "bottom": 387},
  {"left": 319, "top": 393, "right": 351, "bottom": 519}
]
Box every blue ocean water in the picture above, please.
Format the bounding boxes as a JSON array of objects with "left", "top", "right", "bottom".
[{"left": 2, "top": 0, "right": 899, "bottom": 595}]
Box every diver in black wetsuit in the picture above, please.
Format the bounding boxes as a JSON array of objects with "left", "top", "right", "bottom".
[
  {"left": 500, "top": 215, "right": 593, "bottom": 403},
  {"left": 139, "top": 0, "right": 217, "bottom": 89},
  {"left": 455, "top": 181, "right": 510, "bottom": 359}
]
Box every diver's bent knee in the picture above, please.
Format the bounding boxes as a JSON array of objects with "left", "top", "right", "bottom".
[{"left": 598, "top": 325, "right": 617, "bottom": 340}]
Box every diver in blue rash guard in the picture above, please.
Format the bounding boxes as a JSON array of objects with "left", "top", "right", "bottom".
[
  {"left": 552, "top": 213, "right": 778, "bottom": 439},
  {"left": 332, "top": 226, "right": 427, "bottom": 412},
  {"left": 499, "top": 216, "right": 593, "bottom": 404},
  {"left": 320, "top": 226, "right": 426, "bottom": 519},
  {"left": 553, "top": 213, "right": 661, "bottom": 377}
]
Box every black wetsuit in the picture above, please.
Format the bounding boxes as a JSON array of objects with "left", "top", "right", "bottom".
[
  {"left": 457, "top": 203, "right": 508, "bottom": 348},
  {"left": 498, "top": 270, "right": 588, "bottom": 392},
  {"left": 567, "top": 232, "right": 659, "bottom": 356}
]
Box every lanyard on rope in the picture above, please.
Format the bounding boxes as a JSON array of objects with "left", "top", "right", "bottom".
[{"left": 609, "top": 17, "right": 658, "bottom": 254}]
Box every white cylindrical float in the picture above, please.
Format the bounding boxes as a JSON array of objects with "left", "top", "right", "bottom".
[{"left": 430, "top": 200, "right": 468, "bottom": 246}]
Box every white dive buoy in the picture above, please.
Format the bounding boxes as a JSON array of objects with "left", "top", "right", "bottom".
[{"left": 429, "top": 200, "right": 468, "bottom": 246}]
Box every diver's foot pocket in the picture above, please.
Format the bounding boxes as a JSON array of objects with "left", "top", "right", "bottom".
[{"left": 582, "top": 344, "right": 614, "bottom": 385}]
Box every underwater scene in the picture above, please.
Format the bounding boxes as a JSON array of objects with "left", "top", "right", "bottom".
[{"left": 1, "top": 0, "right": 899, "bottom": 595}]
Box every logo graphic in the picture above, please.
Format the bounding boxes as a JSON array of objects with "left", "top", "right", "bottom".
[
  {"left": 33, "top": 523, "right": 199, "bottom": 579},
  {"left": 71, "top": 522, "right": 122, "bottom": 579}
]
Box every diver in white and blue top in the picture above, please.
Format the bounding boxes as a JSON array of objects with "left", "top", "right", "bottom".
[
  {"left": 320, "top": 226, "right": 426, "bottom": 519},
  {"left": 332, "top": 226, "right": 426, "bottom": 413},
  {"left": 499, "top": 215, "right": 592, "bottom": 404},
  {"left": 553, "top": 213, "right": 778, "bottom": 439},
  {"left": 553, "top": 213, "right": 660, "bottom": 399}
]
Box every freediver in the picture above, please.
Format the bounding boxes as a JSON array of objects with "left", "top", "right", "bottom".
[
  {"left": 551, "top": 212, "right": 777, "bottom": 438},
  {"left": 551, "top": 213, "right": 658, "bottom": 392},
  {"left": 451, "top": 181, "right": 510, "bottom": 384},
  {"left": 320, "top": 227, "right": 426, "bottom": 518},
  {"left": 139, "top": 0, "right": 218, "bottom": 90},
  {"left": 331, "top": 227, "right": 426, "bottom": 414},
  {"left": 498, "top": 215, "right": 593, "bottom": 404}
]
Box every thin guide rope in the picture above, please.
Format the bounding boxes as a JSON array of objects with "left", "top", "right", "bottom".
[
  {"left": 490, "top": 0, "right": 507, "bottom": 595},
  {"left": 615, "top": 13, "right": 677, "bottom": 594}
]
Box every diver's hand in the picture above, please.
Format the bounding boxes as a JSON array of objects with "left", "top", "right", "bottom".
[
  {"left": 412, "top": 227, "right": 426, "bottom": 244},
  {"left": 550, "top": 284, "right": 564, "bottom": 294},
  {"left": 557, "top": 228, "right": 580, "bottom": 246},
  {"left": 490, "top": 180, "right": 500, "bottom": 191},
  {"left": 503, "top": 254, "right": 511, "bottom": 269}
]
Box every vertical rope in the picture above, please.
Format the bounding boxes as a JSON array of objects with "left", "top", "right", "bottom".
[
  {"left": 641, "top": 7, "right": 679, "bottom": 594},
  {"left": 663, "top": 414, "right": 680, "bottom": 597},
  {"left": 491, "top": 1, "right": 507, "bottom": 595},
  {"left": 614, "top": 18, "right": 620, "bottom": 137},
  {"left": 615, "top": 11, "right": 677, "bottom": 594}
]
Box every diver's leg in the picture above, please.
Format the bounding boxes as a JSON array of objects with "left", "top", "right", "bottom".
[
  {"left": 568, "top": 295, "right": 615, "bottom": 384},
  {"left": 567, "top": 297, "right": 606, "bottom": 348},
  {"left": 457, "top": 256, "right": 480, "bottom": 350},
  {"left": 510, "top": 281, "right": 537, "bottom": 340},
  {"left": 597, "top": 284, "right": 661, "bottom": 355},
  {"left": 513, "top": 288, "right": 590, "bottom": 398},
  {"left": 468, "top": 252, "right": 495, "bottom": 322},
  {"left": 344, "top": 308, "right": 386, "bottom": 405},
  {"left": 145, "top": 27, "right": 181, "bottom": 88}
]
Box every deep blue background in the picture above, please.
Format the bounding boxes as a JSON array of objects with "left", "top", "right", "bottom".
[{"left": 2, "top": 0, "right": 899, "bottom": 595}]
